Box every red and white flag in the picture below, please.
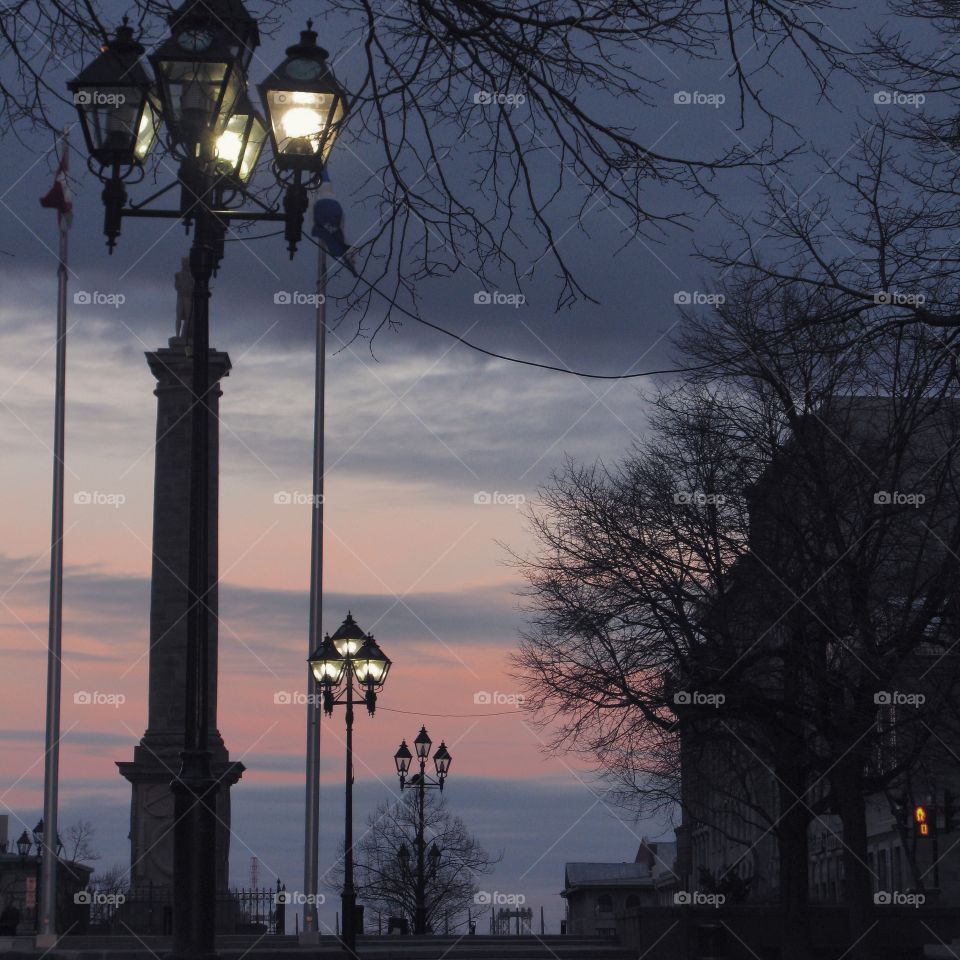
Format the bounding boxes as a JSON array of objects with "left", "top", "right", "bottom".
[{"left": 39, "top": 133, "right": 73, "bottom": 230}]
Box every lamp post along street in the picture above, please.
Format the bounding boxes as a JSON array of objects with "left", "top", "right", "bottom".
[
  {"left": 394, "top": 729, "right": 452, "bottom": 934},
  {"left": 342, "top": 650, "right": 356, "bottom": 950},
  {"left": 310, "top": 614, "right": 391, "bottom": 956},
  {"left": 172, "top": 189, "right": 217, "bottom": 960},
  {"left": 302, "top": 243, "right": 327, "bottom": 940},
  {"left": 38, "top": 144, "right": 68, "bottom": 941},
  {"left": 69, "top": 6, "right": 348, "bottom": 957},
  {"left": 417, "top": 769, "right": 425, "bottom": 934}
]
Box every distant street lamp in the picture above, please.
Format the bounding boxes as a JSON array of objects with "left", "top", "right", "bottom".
[
  {"left": 309, "top": 613, "right": 391, "bottom": 956},
  {"left": 69, "top": 3, "right": 348, "bottom": 956},
  {"left": 393, "top": 727, "right": 452, "bottom": 934},
  {"left": 16, "top": 832, "right": 31, "bottom": 858},
  {"left": 30, "top": 818, "right": 61, "bottom": 855}
]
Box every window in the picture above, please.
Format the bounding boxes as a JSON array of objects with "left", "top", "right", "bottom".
[
  {"left": 625, "top": 895, "right": 641, "bottom": 910},
  {"left": 596, "top": 894, "right": 613, "bottom": 915},
  {"left": 878, "top": 849, "right": 888, "bottom": 890},
  {"left": 893, "top": 846, "right": 902, "bottom": 890}
]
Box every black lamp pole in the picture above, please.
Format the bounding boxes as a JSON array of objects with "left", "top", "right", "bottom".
[
  {"left": 341, "top": 658, "right": 356, "bottom": 953},
  {"left": 69, "top": 6, "right": 350, "bottom": 958},
  {"left": 309, "top": 615, "right": 392, "bottom": 957},
  {"left": 394, "top": 729, "right": 451, "bottom": 935},
  {"left": 416, "top": 769, "right": 426, "bottom": 935},
  {"left": 172, "top": 179, "right": 218, "bottom": 960}
]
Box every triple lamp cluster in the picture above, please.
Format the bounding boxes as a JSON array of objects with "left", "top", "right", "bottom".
[{"left": 67, "top": 0, "right": 348, "bottom": 258}]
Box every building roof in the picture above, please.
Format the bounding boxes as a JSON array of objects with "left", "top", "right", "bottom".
[{"left": 562, "top": 861, "right": 654, "bottom": 895}]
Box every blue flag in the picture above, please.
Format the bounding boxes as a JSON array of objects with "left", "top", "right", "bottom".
[{"left": 312, "top": 173, "right": 355, "bottom": 273}]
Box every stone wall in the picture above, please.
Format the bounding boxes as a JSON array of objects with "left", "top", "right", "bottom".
[{"left": 617, "top": 904, "right": 960, "bottom": 959}]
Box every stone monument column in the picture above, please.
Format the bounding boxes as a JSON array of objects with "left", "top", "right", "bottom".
[{"left": 118, "top": 334, "right": 243, "bottom": 894}]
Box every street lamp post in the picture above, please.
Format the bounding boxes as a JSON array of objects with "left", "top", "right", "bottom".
[
  {"left": 18, "top": 829, "right": 39, "bottom": 932},
  {"left": 16, "top": 832, "right": 32, "bottom": 859},
  {"left": 69, "top": 6, "right": 348, "bottom": 958},
  {"left": 393, "top": 728, "right": 452, "bottom": 934},
  {"left": 27, "top": 823, "right": 58, "bottom": 933},
  {"left": 309, "top": 614, "right": 391, "bottom": 957}
]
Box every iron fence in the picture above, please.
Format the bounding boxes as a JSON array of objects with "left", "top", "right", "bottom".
[{"left": 81, "top": 881, "right": 286, "bottom": 935}]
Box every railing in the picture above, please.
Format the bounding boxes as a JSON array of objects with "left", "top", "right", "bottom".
[{"left": 81, "top": 882, "right": 287, "bottom": 935}]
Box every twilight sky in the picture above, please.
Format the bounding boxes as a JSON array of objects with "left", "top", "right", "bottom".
[{"left": 0, "top": 0, "right": 913, "bottom": 933}]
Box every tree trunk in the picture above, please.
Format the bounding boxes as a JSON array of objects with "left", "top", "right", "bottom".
[
  {"left": 835, "top": 758, "right": 872, "bottom": 960},
  {"left": 777, "top": 626, "right": 813, "bottom": 960},
  {"left": 777, "top": 769, "right": 813, "bottom": 960}
]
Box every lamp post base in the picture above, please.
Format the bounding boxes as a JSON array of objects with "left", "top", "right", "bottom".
[
  {"left": 170, "top": 750, "right": 219, "bottom": 960},
  {"left": 340, "top": 889, "right": 357, "bottom": 956}
]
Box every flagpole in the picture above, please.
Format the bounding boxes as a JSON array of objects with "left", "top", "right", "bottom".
[
  {"left": 302, "top": 240, "right": 327, "bottom": 941},
  {"left": 38, "top": 129, "right": 69, "bottom": 947}
]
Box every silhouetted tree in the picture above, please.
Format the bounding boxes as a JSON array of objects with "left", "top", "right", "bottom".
[
  {"left": 329, "top": 792, "right": 498, "bottom": 933},
  {"left": 2, "top": 0, "right": 858, "bottom": 308},
  {"left": 63, "top": 819, "right": 100, "bottom": 865},
  {"left": 513, "top": 280, "right": 960, "bottom": 959}
]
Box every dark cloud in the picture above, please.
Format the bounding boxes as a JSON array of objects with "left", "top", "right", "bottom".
[{"left": 1, "top": 550, "right": 524, "bottom": 652}]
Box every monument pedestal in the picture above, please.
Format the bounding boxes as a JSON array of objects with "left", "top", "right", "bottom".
[{"left": 118, "top": 338, "right": 243, "bottom": 896}]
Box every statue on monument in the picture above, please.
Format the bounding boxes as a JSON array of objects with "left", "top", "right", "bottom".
[{"left": 175, "top": 257, "right": 193, "bottom": 342}]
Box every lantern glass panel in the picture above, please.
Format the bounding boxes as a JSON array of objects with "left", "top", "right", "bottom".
[
  {"left": 394, "top": 742, "right": 412, "bottom": 775},
  {"left": 134, "top": 98, "right": 159, "bottom": 162},
  {"left": 239, "top": 111, "right": 267, "bottom": 180},
  {"left": 79, "top": 86, "right": 144, "bottom": 157},
  {"left": 353, "top": 653, "right": 388, "bottom": 684},
  {"left": 216, "top": 109, "right": 266, "bottom": 181},
  {"left": 414, "top": 729, "right": 432, "bottom": 759},
  {"left": 332, "top": 633, "right": 362, "bottom": 657},
  {"left": 265, "top": 89, "right": 342, "bottom": 161},
  {"left": 157, "top": 59, "right": 240, "bottom": 135},
  {"left": 216, "top": 112, "right": 245, "bottom": 169},
  {"left": 310, "top": 654, "right": 345, "bottom": 685}
]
